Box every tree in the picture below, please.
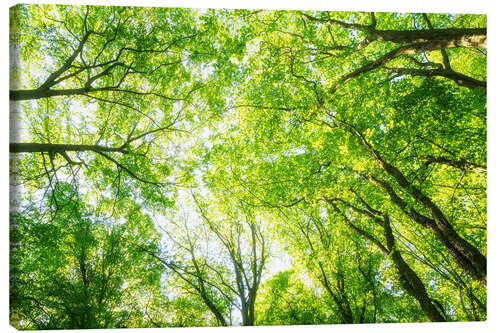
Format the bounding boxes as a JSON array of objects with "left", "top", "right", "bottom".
[
  {"left": 254, "top": 270, "right": 332, "bottom": 325},
  {"left": 10, "top": 183, "right": 164, "bottom": 329},
  {"left": 195, "top": 8, "right": 485, "bottom": 324},
  {"left": 218, "top": 9, "right": 486, "bottom": 282},
  {"left": 10, "top": 4, "right": 235, "bottom": 214},
  {"left": 139, "top": 193, "right": 269, "bottom": 326},
  {"left": 10, "top": 5, "right": 487, "bottom": 328},
  {"left": 325, "top": 198, "right": 446, "bottom": 321}
]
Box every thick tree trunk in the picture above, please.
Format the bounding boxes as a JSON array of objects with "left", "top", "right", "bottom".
[
  {"left": 335, "top": 38, "right": 486, "bottom": 91},
  {"left": 241, "top": 304, "right": 252, "bottom": 326},
  {"left": 427, "top": 220, "right": 487, "bottom": 285},
  {"left": 377, "top": 160, "right": 486, "bottom": 285},
  {"left": 390, "top": 245, "right": 446, "bottom": 321},
  {"left": 381, "top": 216, "right": 446, "bottom": 322},
  {"left": 303, "top": 13, "right": 487, "bottom": 49},
  {"left": 243, "top": 291, "right": 256, "bottom": 326},
  {"left": 10, "top": 87, "right": 102, "bottom": 101},
  {"left": 371, "top": 28, "right": 487, "bottom": 48},
  {"left": 10, "top": 89, "right": 46, "bottom": 101},
  {"left": 247, "top": 305, "right": 255, "bottom": 326},
  {"left": 333, "top": 29, "right": 486, "bottom": 92},
  {"left": 10, "top": 143, "right": 124, "bottom": 154},
  {"left": 424, "top": 156, "right": 487, "bottom": 172}
]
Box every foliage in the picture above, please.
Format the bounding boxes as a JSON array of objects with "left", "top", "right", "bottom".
[
  {"left": 10, "top": 183, "right": 164, "bottom": 329},
  {"left": 10, "top": 4, "right": 486, "bottom": 328}
]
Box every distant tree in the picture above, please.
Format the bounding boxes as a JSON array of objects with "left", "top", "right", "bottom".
[{"left": 10, "top": 183, "right": 164, "bottom": 329}]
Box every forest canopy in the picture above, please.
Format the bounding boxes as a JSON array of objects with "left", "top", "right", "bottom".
[{"left": 9, "top": 4, "right": 486, "bottom": 329}]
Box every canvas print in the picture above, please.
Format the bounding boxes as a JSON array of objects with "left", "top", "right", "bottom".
[{"left": 9, "top": 3, "right": 486, "bottom": 329}]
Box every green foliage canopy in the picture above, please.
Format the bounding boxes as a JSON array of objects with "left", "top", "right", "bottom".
[{"left": 9, "top": 4, "right": 486, "bottom": 328}]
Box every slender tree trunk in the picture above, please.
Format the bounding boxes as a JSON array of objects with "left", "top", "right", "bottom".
[
  {"left": 200, "top": 291, "right": 228, "bottom": 327},
  {"left": 317, "top": 261, "right": 354, "bottom": 324},
  {"left": 385, "top": 67, "right": 486, "bottom": 89},
  {"left": 139, "top": 246, "right": 229, "bottom": 326}
]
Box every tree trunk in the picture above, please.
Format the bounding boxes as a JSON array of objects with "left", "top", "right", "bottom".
[
  {"left": 10, "top": 87, "right": 102, "bottom": 101},
  {"left": 303, "top": 13, "right": 486, "bottom": 49},
  {"left": 381, "top": 216, "right": 446, "bottom": 322},
  {"left": 241, "top": 302, "right": 251, "bottom": 326},
  {"left": 378, "top": 160, "right": 486, "bottom": 285},
  {"left": 247, "top": 305, "right": 255, "bottom": 326},
  {"left": 427, "top": 220, "right": 487, "bottom": 285},
  {"left": 317, "top": 261, "right": 354, "bottom": 324},
  {"left": 343, "top": 120, "right": 486, "bottom": 285},
  {"left": 244, "top": 290, "right": 256, "bottom": 326},
  {"left": 334, "top": 33, "right": 486, "bottom": 91},
  {"left": 328, "top": 201, "right": 445, "bottom": 322},
  {"left": 368, "top": 174, "right": 486, "bottom": 286},
  {"left": 200, "top": 291, "right": 228, "bottom": 327},
  {"left": 10, "top": 143, "right": 124, "bottom": 154},
  {"left": 385, "top": 67, "right": 486, "bottom": 89},
  {"left": 371, "top": 28, "right": 487, "bottom": 48}
]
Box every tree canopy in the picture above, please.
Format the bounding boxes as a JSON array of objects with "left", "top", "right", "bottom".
[{"left": 9, "top": 4, "right": 486, "bottom": 329}]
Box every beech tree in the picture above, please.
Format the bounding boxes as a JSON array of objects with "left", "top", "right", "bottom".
[
  {"left": 10, "top": 4, "right": 486, "bottom": 328},
  {"left": 10, "top": 183, "right": 164, "bottom": 329},
  {"left": 139, "top": 193, "right": 269, "bottom": 326},
  {"left": 10, "top": 4, "right": 237, "bottom": 213}
]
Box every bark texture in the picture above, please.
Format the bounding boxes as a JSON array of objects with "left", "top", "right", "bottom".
[{"left": 10, "top": 143, "right": 125, "bottom": 154}]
